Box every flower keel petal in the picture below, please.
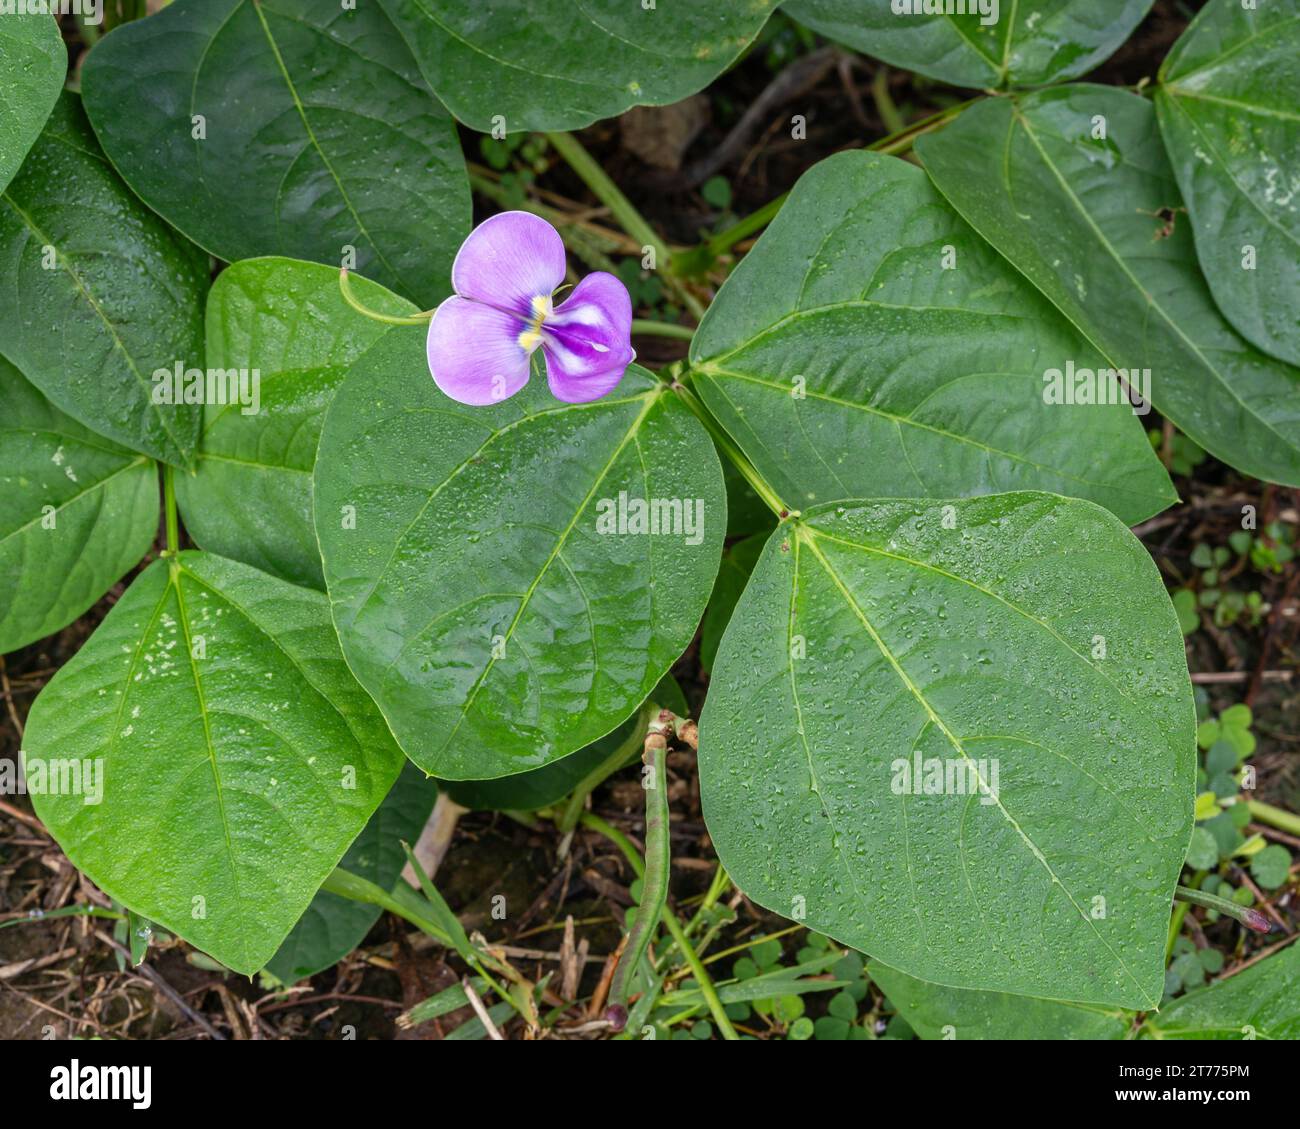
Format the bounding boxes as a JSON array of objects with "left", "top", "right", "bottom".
[{"left": 542, "top": 272, "right": 635, "bottom": 403}]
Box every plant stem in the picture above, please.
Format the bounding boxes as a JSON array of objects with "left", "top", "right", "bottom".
[
  {"left": 1174, "top": 884, "right": 1274, "bottom": 933},
  {"left": 162, "top": 464, "right": 179, "bottom": 556},
  {"left": 870, "top": 67, "right": 906, "bottom": 134},
  {"left": 671, "top": 378, "right": 790, "bottom": 518},
  {"left": 631, "top": 319, "right": 695, "bottom": 341},
  {"left": 321, "top": 867, "right": 453, "bottom": 947},
  {"left": 867, "top": 94, "right": 984, "bottom": 156},
  {"left": 1247, "top": 800, "right": 1300, "bottom": 838},
  {"left": 338, "top": 268, "right": 431, "bottom": 325},
  {"left": 579, "top": 811, "right": 739, "bottom": 1040},
  {"left": 544, "top": 130, "right": 706, "bottom": 321},
  {"left": 607, "top": 723, "right": 671, "bottom": 1024},
  {"left": 706, "top": 192, "right": 789, "bottom": 257}
]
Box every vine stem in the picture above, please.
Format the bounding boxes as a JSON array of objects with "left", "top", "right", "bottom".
[
  {"left": 632, "top": 319, "right": 695, "bottom": 341},
  {"left": 544, "top": 130, "right": 706, "bottom": 321},
  {"left": 162, "top": 464, "right": 179, "bottom": 556},
  {"left": 1174, "top": 884, "right": 1274, "bottom": 933},
  {"left": 580, "top": 810, "right": 738, "bottom": 1040},
  {"left": 1247, "top": 799, "right": 1300, "bottom": 838}
]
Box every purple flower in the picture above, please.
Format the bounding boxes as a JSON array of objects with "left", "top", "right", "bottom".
[{"left": 427, "top": 212, "right": 635, "bottom": 406}]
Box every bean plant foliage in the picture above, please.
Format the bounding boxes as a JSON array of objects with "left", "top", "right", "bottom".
[{"left": 2, "top": 0, "right": 1298, "bottom": 1041}]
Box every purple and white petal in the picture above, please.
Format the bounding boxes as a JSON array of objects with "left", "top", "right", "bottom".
[
  {"left": 427, "top": 296, "right": 533, "bottom": 407},
  {"left": 541, "top": 272, "right": 636, "bottom": 403},
  {"left": 451, "top": 211, "right": 567, "bottom": 317}
]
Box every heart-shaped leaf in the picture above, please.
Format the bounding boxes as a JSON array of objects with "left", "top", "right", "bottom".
[
  {"left": 175, "top": 258, "right": 415, "bottom": 589},
  {"left": 0, "top": 11, "right": 65, "bottom": 195},
  {"left": 0, "top": 359, "right": 157, "bottom": 654},
  {"left": 699, "top": 493, "right": 1194, "bottom": 1008},
  {"left": 0, "top": 93, "right": 208, "bottom": 468},
  {"left": 1142, "top": 937, "right": 1300, "bottom": 1039},
  {"left": 783, "top": 0, "right": 1153, "bottom": 88},
  {"left": 265, "top": 760, "right": 437, "bottom": 983},
  {"left": 314, "top": 331, "right": 724, "bottom": 779},
  {"left": 24, "top": 551, "right": 405, "bottom": 975},
  {"left": 869, "top": 962, "right": 1129, "bottom": 1039},
  {"left": 690, "top": 151, "right": 1174, "bottom": 525},
  {"left": 377, "top": 0, "right": 779, "bottom": 132},
  {"left": 81, "top": 0, "right": 471, "bottom": 308},
  {"left": 918, "top": 86, "right": 1300, "bottom": 487},
  {"left": 1156, "top": 0, "right": 1300, "bottom": 366}
]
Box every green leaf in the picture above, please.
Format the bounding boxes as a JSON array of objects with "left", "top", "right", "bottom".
[
  {"left": 23, "top": 551, "right": 405, "bottom": 975},
  {"left": 1144, "top": 938, "right": 1300, "bottom": 1039},
  {"left": 80, "top": 0, "right": 470, "bottom": 308},
  {"left": 265, "top": 760, "right": 437, "bottom": 983},
  {"left": 0, "top": 11, "right": 64, "bottom": 195},
  {"left": 1156, "top": 0, "right": 1300, "bottom": 366},
  {"left": 174, "top": 258, "right": 415, "bottom": 589},
  {"left": 377, "top": 0, "right": 780, "bottom": 132},
  {"left": 699, "top": 493, "right": 1194, "bottom": 1008},
  {"left": 314, "top": 331, "right": 724, "bottom": 779},
  {"left": 782, "top": 0, "right": 1153, "bottom": 89},
  {"left": 870, "top": 962, "right": 1129, "bottom": 1040},
  {"left": 1249, "top": 844, "right": 1292, "bottom": 891},
  {"left": 700, "top": 533, "right": 767, "bottom": 675},
  {"left": 0, "top": 360, "right": 157, "bottom": 654},
  {"left": 1186, "top": 826, "right": 1219, "bottom": 871},
  {"left": 916, "top": 86, "right": 1300, "bottom": 488},
  {"left": 689, "top": 151, "right": 1174, "bottom": 526},
  {"left": 440, "top": 675, "right": 686, "bottom": 813},
  {"left": 0, "top": 93, "right": 208, "bottom": 468}
]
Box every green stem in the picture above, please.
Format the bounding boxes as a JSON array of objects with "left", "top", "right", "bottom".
[
  {"left": 338, "top": 269, "right": 431, "bottom": 326},
  {"left": 321, "top": 867, "right": 453, "bottom": 947},
  {"left": 867, "top": 94, "right": 984, "bottom": 156},
  {"left": 671, "top": 378, "right": 789, "bottom": 517},
  {"left": 1165, "top": 901, "right": 1189, "bottom": 964},
  {"left": 578, "top": 812, "right": 738, "bottom": 1040},
  {"left": 871, "top": 67, "right": 906, "bottom": 134},
  {"left": 162, "top": 464, "right": 179, "bottom": 556},
  {"left": 1247, "top": 800, "right": 1300, "bottom": 838},
  {"left": 607, "top": 730, "right": 671, "bottom": 1023},
  {"left": 1174, "top": 884, "right": 1273, "bottom": 933},
  {"left": 545, "top": 131, "right": 706, "bottom": 321},
  {"left": 631, "top": 319, "right": 695, "bottom": 341},
  {"left": 707, "top": 192, "right": 789, "bottom": 257}
]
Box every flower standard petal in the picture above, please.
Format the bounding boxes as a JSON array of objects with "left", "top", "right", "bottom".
[
  {"left": 541, "top": 271, "right": 636, "bottom": 403},
  {"left": 426, "top": 296, "right": 534, "bottom": 406},
  {"left": 451, "top": 210, "right": 567, "bottom": 316}
]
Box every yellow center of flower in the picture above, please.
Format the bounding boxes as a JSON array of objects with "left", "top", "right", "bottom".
[{"left": 517, "top": 294, "right": 551, "bottom": 353}]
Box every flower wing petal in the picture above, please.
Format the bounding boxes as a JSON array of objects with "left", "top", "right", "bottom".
[
  {"left": 543, "top": 271, "right": 635, "bottom": 403},
  {"left": 427, "top": 296, "right": 531, "bottom": 406},
  {"left": 451, "top": 210, "right": 567, "bottom": 315}
]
